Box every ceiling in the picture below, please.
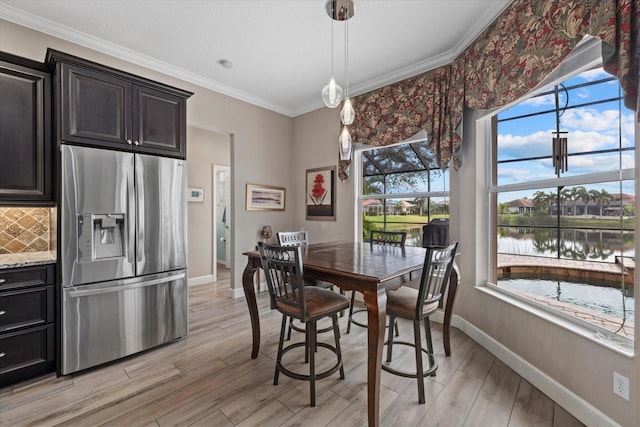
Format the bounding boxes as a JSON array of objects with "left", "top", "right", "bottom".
[{"left": 0, "top": 0, "right": 511, "bottom": 117}]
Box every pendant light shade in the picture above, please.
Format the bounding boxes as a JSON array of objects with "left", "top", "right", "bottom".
[
  {"left": 322, "top": 77, "right": 344, "bottom": 108},
  {"left": 339, "top": 126, "right": 352, "bottom": 160},
  {"left": 340, "top": 98, "right": 355, "bottom": 125}
]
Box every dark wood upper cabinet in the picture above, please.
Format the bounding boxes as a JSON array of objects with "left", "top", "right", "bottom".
[
  {"left": 0, "top": 52, "right": 52, "bottom": 205},
  {"left": 47, "top": 49, "right": 191, "bottom": 159}
]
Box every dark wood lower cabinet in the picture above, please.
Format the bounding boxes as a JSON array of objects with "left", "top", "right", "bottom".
[{"left": 0, "top": 264, "right": 55, "bottom": 387}]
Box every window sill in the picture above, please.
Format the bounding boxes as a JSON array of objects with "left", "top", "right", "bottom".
[{"left": 477, "top": 283, "right": 634, "bottom": 358}]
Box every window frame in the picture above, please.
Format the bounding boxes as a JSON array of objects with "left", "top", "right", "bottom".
[{"left": 483, "top": 45, "right": 635, "bottom": 353}]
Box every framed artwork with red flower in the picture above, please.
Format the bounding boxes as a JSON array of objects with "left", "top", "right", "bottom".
[{"left": 306, "top": 166, "right": 336, "bottom": 221}]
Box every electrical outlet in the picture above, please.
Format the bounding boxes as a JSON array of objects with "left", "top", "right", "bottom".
[{"left": 613, "top": 372, "right": 629, "bottom": 401}]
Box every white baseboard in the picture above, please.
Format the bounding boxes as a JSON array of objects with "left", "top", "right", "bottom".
[
  {"left": 188, "top": 275, "right": 214, "bottom": 286},
  {"left": 229, "top": 286, "right": 245, "bottom": 299},
  {"left": 229, "top": 281, "right": 267, "bottom": 299},
  {"left": 452, "top": 316, "right": 620, "bottom": 427}
]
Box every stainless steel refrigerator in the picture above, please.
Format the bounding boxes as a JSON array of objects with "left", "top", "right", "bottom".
[{"left": 60, "top": 145, "right": 188, "bottom": 374}]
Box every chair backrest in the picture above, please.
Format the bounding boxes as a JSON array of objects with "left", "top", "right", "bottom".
[
  {"left": 257, "top": 242, "right": 306, "bottom": 320},
  {"left": 415, "top": 242, "right": 458, "bottom": 319},
  {"left": 277, "top": 230, "right": 309, "bottom": 247},
  {"left": 370, "top": 230, "right": 407, "bottom": 247}
]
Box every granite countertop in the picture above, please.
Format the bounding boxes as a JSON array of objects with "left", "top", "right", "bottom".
[{"left": 0, "top": 251, "right": 57, "bottom": 269}]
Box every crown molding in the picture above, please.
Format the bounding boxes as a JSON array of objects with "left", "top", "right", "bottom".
[
  {"left": 1, "top": 1, "right": 512, "bottom": 118},
  {"left": 0, "top": 4, "right": 296, "bottom": 117}
]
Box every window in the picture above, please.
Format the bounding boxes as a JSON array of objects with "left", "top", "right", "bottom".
[
  {"left": 489, "top": 65, "right": 635, "bottom": 343},
  {"left": 358, "top": 140, "right": 449, "bottom": 246}
]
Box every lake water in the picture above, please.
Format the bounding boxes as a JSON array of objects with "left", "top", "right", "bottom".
[
  {"left": 499, "top": 278, "right": 635, "bottom": 322},
  {"left": 498, "top": 227, "right": 635, "bottom": 263}
]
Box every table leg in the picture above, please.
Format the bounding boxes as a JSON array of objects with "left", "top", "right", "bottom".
[
  {"left": 363, "top": 285, "right": 386, "bottom": 427},
  {"left": 242, "top": 258, "right": 260, "bottom": 359}
]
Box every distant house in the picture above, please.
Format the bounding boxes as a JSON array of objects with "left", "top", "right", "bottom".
[
  {"left": 363, "top": 199, "right": 397, "bottom": 215},
  {"left": 506, "top": 198, "right": 534, "bottom": 214}
]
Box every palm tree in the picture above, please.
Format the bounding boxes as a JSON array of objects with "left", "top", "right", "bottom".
[
  {"left": 560, "top": 187, "right": 572, "bottom": 216},
  {"left": 574, "top": 186, "right": 588, "bottom": 216},
  {"left": 588, "top": 189, "right": 600, "bottom": 216},
  {"left": 597, "top": 189, "right": 613, "bottom": 216},
  {"left": 570, "top": 185, "right": 587, "bottom": 216},
  {"left": 533, "top": 190, "right": 551, "bottom": 215},
  {"left": 413, "top": 197, "right": 427, "bottom": 216}
]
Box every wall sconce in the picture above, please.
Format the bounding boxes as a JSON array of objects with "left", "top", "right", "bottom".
[{"left": 261, "top": 225, "right": 273, "bottom": 242}]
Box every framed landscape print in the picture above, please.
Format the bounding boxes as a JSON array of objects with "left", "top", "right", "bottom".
[
  {"left": 246, "top": 184, "right": 286, "bottom": 211},
  {"left": 306, "top": 166, "right": 336, "bottom": 221}
]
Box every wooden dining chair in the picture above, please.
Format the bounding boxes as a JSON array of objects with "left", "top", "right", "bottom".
[
  {"left": 258, "top": 242, "right": 349, "bottom": 407},
  {"left": 276, "top": 230, "right": 340, "bottom": 338},
  {"left": 346, "top": 230, "right": 407, "bottom": 334},
  {"left": 382, "top": 241, "right": 458, "bottom": 404}
]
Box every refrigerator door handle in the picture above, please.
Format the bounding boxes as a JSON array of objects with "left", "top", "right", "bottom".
[{"left": 68, "top": 272, "right": 186, "bottom": 297}]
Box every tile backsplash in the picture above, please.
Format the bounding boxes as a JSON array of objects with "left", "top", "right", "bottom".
[{"left": 0, "top": 207, "right": 53, "bottom": 254}]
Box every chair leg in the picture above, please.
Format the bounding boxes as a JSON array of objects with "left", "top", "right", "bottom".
[
  {"left": 394, "top": 318, "right": 400, "bottom": 337},
  {"left": 332, "top": 314, "right": 345, "bottom": 379},
  {"left": 309, "top": 320, "right": 317, "bottom": 407},
  {"left": 413, "top": 319, "right": 425, "bottom": 404},
  {"left": 424, "top": 318, "right": 436, "bottom": 377},
  {"left": 287, "top": 317, "right": 293, "bottom": 340},
  {"left": 304, "top": 322, "right": 310, "bottom": 364},
  {"left": 386, "top": 315, "right": 396, "bottom": 363},
  {"left": 346, "top": 291, "right": 356, "bottom": 334},
  {"left": 275, "top": 315, "right": 288, "bottom": 385}
]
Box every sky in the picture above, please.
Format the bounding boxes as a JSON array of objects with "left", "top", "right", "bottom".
[{"left": 496, "top": 67, "right": 635, "bottom": 204}]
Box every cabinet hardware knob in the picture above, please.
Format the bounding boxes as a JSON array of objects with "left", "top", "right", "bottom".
[
  {"left": 0, "top": 352, "right": 5, "bottom": 358},
  {"left": 126, "top": 139, "right": 133, "bottom": 145},
  {"left": 0, "top": 278, "right": 5, "bottom": 283},
  {"left": 134, "top": 140, "right": 140, "bottom": 146},
  {"left": 0, "top": 310, "right": 5, "bottom": 315}
]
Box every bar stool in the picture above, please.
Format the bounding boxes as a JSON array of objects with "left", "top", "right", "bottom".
[
  {"left": 258, "top": 242, "right": 350, "bottom": 407},
  {"left": 382, "top": 242, "right": 458, "bottom": 403}
]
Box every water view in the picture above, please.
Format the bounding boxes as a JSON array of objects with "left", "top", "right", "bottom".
[
  {"left": 499, "top": 277, "right": 635, "bottom": 322},
  {"left": 498, "top": 227, "right": 635, "bottom": 263}
]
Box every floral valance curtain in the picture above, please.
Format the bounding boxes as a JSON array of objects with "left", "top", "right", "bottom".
[{"left": 338, "top": 0, "right": 638, "bottom": 181}]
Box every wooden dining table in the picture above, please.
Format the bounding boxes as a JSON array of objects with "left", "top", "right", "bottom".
[{"left": 241, "top": 241, "right": 459, "bottom": 427}]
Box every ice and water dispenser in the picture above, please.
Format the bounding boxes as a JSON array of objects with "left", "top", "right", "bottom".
[{"left": 77, "top": 213, "right": 126, "bottom": 261}]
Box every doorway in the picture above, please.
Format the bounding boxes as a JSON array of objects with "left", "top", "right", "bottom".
[{"left": 213, "top": 165, "right": 230, "bottom": 282}]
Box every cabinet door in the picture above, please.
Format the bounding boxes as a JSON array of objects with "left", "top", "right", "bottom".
[
  {"left": 133, "top": 85, "right": 186, "bottom": 158},
  {"left": 61, "top": 64, "right": 132, "bottom": 150},
  {"left": 0, "top": 58, "right": 52, "bottom": 203}
]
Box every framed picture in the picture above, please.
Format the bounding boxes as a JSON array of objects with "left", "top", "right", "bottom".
[
  {"left": 187, "top": 188, "right": 204, "bottom": 203},
  {"left": 246, "top": 184, "right": 286, "bottom": 211},
  {"left": 306, "top": 166, "right": 336, "bottom": 221}
]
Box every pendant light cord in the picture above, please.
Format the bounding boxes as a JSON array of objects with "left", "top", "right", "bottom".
[
  {"left": 331, "top": 20, "right": 334, "bottom": 78},
  {"left": 344, "top": 21, "right": 349, "bottom": 97}
]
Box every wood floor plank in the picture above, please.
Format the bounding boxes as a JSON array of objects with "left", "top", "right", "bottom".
[
  {"left": 508, "top": 379, "right": 554, "bottom": 427},
  {"left": 457, "top": 343, "right": 496, "bottom": 380},
  {"left": 189, "top": 410, "right": 234, "bottom": 427},
  {"left": 234, "top": 400, "right": 295, "bottom": 427},
  {"left": 279, "top": 390, "right": 351, "bottom": 427},
  {"left": 553, "top": 404, "right": 585, "bottom": 427},
  {"left": 416, "top": 370, "right": 484, "bottom": 427},
  {"left": 463, "top": 361, "right": 521, "bottom": 426}
]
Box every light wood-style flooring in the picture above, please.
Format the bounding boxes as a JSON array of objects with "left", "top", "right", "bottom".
[{"left": 1, "top": 268, "right": 585, "bottom": 426}]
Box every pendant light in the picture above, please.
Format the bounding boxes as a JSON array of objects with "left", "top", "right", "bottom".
[
  {"left": 325, "top": 0, "right": 355, "bottom": 161},
  {"left": 321, "top": 20, "right": 343, "bottom": 108},
  {"left": 339, "top": 125, "right": 352, "bottom": 160},
  {"left": 340, "top": 20, "right": 355, "bottom": 125}
]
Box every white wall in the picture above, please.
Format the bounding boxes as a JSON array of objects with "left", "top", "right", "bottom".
[{"left": 290, "top": 108, "right": 355, "bottom": 242}]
